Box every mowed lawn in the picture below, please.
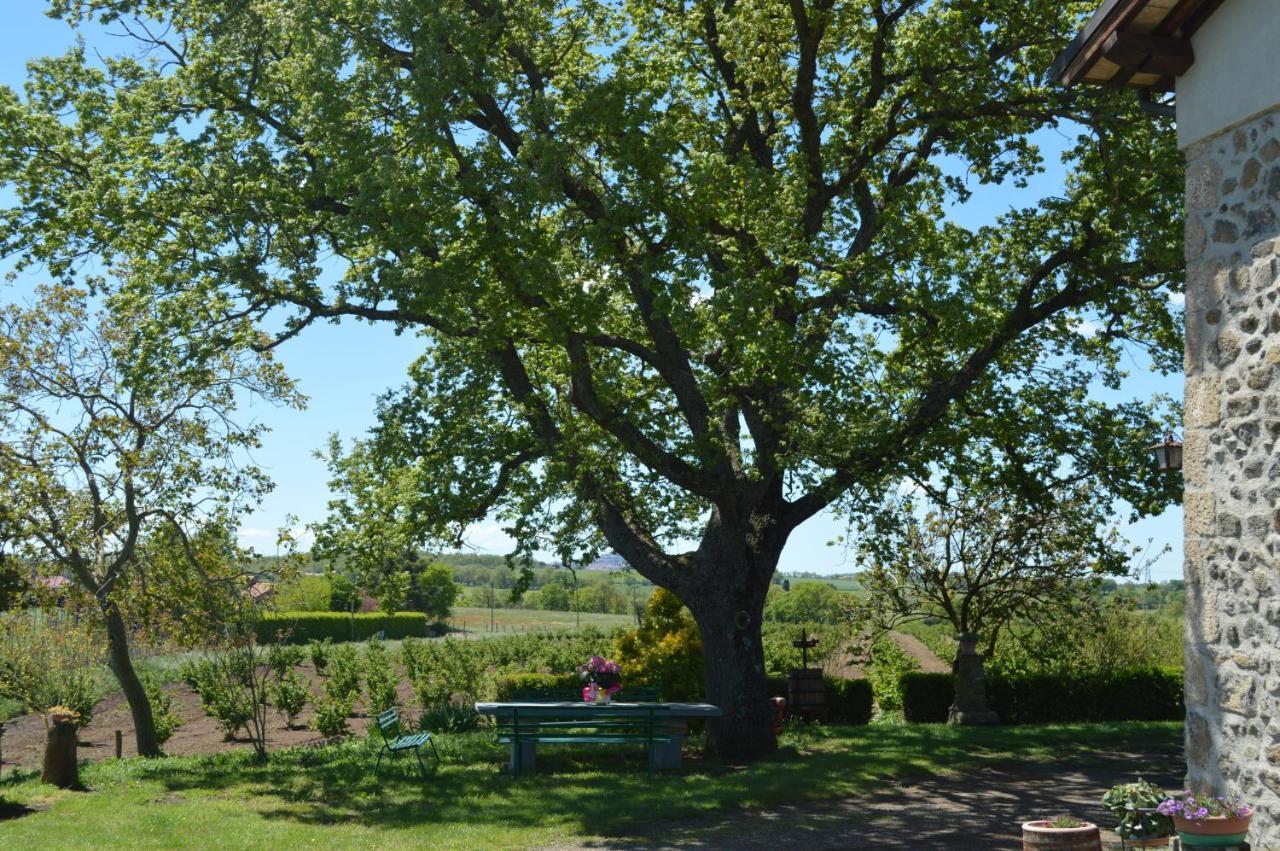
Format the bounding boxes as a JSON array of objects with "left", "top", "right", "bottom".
[
  {"left": 448, "top": 607, "right": 634, "bottom": 634},
  {"left": 0, "top": 722, "right": 1181, "bottom": 850}
]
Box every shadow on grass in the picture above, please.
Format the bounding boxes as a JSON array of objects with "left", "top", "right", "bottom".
[{"left": 95, "top": 722, "right": 1183, "bottom": 840}]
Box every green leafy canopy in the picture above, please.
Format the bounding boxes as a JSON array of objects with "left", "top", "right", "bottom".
[{"left": 0, "top": 0, "right": 1183, "bottom": 596}]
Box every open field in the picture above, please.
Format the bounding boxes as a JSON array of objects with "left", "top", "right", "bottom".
[
  {"left": 0, "top": 721, "right": 1181, "bottom": 850},
  {"left": 448, "top": 607, "right": 635, "bottom": 634}
]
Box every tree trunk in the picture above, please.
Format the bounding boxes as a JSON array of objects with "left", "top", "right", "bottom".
[
  {"left": 684, "top": 558, "right": 778, "bottom": 761},
  {"left": 103, "top": 606, "right": 161, "bottom": 757}
]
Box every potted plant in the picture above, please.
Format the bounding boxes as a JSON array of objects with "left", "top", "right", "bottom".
[
  {"left": 1157, "top": 791, "right": 1252, "bottom": 847},
  {"left": 1021, "top": 815, "right": 1102, "bottom": 850},
  {"left": 1101, "top": 779, "right": 1174, "bottom": 847},
  {"left": 578, "top": 655, "right": 622, "bottom": 704}
]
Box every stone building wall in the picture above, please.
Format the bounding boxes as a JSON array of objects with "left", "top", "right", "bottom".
[{"left": 1182, "top": 107, "right": 1280, "bottom": 842}]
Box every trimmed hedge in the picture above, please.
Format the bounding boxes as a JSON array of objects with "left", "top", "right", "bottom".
[
  {"left": 492, "top": 672, "right": 582, "bottom": 701},
  {"left": 901, "top": 672, "right": 955, "bottom": 723},
  {"left": 825, "top": 677, "right": 873, "bottom": 725},
  {"left": 255, "top": 611, "right": 428, "bottom": 644},
  {"left": 899, "top": 668, "right": 1184, "bottom": 724},
  {"left": 989, "top": 667, "right": 1183, "bottom": 724}
]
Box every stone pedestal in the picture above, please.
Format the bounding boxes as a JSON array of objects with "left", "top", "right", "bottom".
[{"left": 948, "top": 635, "right": 999, "bottom": 725}]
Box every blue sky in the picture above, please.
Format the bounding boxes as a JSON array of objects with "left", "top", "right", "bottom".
[{"left": 0, "top": 5, "right": 1185, "bottom": 580}]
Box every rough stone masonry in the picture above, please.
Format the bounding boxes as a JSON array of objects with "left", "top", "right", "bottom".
[{"left": 1182, "top": 108, "right": 1280, "bottom": 842}]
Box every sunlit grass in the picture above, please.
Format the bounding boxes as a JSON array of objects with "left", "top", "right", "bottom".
[{"left": 0, "top": 721, "right": 1181, "bottom": 849}]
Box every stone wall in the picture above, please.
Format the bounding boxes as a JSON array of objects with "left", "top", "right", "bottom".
[{"left": 1182, "top": 108, "right": 1280, "bottom": 844}]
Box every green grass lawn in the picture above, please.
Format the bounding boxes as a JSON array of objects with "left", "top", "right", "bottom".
[
  {"left": 0, "top": 721, "right": 1181, "bottom": 849},
  {"left": 448, "top": 607, "right": 634, "bottom": 634}
]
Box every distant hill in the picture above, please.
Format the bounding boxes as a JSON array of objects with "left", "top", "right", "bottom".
[{"left": 584, "top": 553, "right": 628, "bottom": 572}]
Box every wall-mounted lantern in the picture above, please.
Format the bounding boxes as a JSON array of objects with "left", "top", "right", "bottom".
[{"left": 1150, "top": 433, "right": 1183, "bottom": 473}]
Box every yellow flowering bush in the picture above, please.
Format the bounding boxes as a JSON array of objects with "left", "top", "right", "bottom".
[{"left": 614, "top": 589, "right": 704, "bottom": 701}]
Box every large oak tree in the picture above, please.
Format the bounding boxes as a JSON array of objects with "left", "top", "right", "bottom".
[{"left": 0, "top": 0, "right": 1183, "bottom": 758}]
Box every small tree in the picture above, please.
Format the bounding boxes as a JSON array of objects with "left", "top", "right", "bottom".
[
  {"left": 414, "top": 561, "right": 460, "bottom": 623},
  {"left": 0, "top": 286, "right": 299, "bottom": 755},
  {"left": 853, "top": 479, "right": 1132, "bottom": 721}
]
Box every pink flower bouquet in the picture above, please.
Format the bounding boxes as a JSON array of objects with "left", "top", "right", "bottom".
[{"left": 579, "top": 655, "right": 622, "bottom": 701}]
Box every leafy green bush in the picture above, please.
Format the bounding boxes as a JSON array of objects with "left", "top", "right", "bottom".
[
  {"left": 256, "top": 611, "right": 427, "bottom": 644},
  {"left": 309, "top": 638, "right": 332, "bottom": 673},
  {"left": 0, "top": 613, "right": 103, "bottom": 728},
  {"left": 311, "top": 693, "right": 354, "bottom": 739},
  {"left": 418, "top": 701, "right": 482, "bottom": 733},
  {"left": 268, "top": 671, "right": 309, "bottom": 727},
  {"left": 363, "top": 639, "right": 399, "bottom": 715},
  {"left": 988, "top": 667, "right": 1182, "bottom": 723},
  {"left": 266, "top": 644, "right": 306, "bottom": 678},
  {"left": 182, "top": 657, "right": 255, "bottom": 739},
  {"left": 900, "top": 672, "right": 954, "bottom": 722},
  {"left": 399, "top": 637, "right": 425, "bottom": 681},
  {"left": 492, "top": 672, "right": 582, "bottom": 701},
  {"left": 325, "top": 644, "right": 362, "bottom": 703},
  {"left": 867, "top": 636, "right": 920, "bottom": 712},
  {"left": 760, "top": 621, "right": 848, "bottom": 675},
  {"left": 764, "top": 581, "right": 848, "bottom": 624},
  {"left": 142, "top": 674, "right": 182, "bottom": 746},
  {"left": 615, "top": 589, "right": 704, "bottom": 701},
  {"left": 825, "top": 678, "right": 873, "bottom": 724},
  {"left": 274, "top": 574, "right": 332, "bottom": 612},
  {"left": 898, "top": 668, "right": 1185, "bottom": 724},
  {"left": 410, "top": 639, "right": 491, "bottom": 709}
]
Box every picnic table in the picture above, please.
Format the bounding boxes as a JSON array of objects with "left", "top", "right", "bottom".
[{"left": 474, "top": 700, "right": 723, "bottom": 775}]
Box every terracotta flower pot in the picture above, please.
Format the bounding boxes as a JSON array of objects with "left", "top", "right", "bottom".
[
  {"left": 1021, "top": 820, "right": 1102, "bottom": 851},
  {"left": 1172, "top": 811, "right": 1252, "bottom": 847}
]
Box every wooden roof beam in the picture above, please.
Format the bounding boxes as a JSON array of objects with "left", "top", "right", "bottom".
[{"left": 1101, "top": 32, "right": 1196, "bottom": 78}]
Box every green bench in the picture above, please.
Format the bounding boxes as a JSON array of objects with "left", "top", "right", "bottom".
[{"left": 374, "top": 708, "right": 439, "bottom": 779}]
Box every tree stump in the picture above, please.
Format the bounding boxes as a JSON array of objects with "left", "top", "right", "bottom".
[{"left": 41, "top": 719, "right": 78, "bottom": 788}]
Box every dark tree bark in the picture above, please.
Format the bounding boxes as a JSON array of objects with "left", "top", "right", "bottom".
[
  {"left": 674, "top": 513, "right": 783, "bottom": 759},
  {"left": 103, "top": 604, "right": 161, "bottom": 758}
]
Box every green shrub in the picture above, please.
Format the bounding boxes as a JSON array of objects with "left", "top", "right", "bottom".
[
  {"left": 492, "top": 672, "right": 582, "bottom": 701},
  {"left": 311, "top": 693, "right": 353, "bottom": 739},
  {"left": 266, "top": 644, "right": 306, "bottom": 678},
  {"left": 363, "top": 639, "right": 399, "bottom": 715},
  {"left": 325, "top": 644, "right": 362, "bottom": 703},
  {"left": 142, "top": 673, "right": 182, "bottom": 746},
  {"left": 274, "top": 574, "right": 332, "bottom": 612},
  {"left": 897, "top": 668, "right": 1185, "bottom": 725},
  {"left": 764, "top": 581, "right": 848, "bottom": 624},
  {"left": 867, "top": 636, "right": 920, "bottom": 712},
  {"left": 900, "top": 672, "right": 955, "bottom": 723},
  {"left": 988, "top": 667, "right": 1182, "bottom": 724},
  {"left": 0, "top": 613, "right": 102, "bottom": 728},
  {"left": 761, "top": 621, "right": 847, "bottom": 675},
  {"left": 614, "top": 589, "right": 704, "bottom": 701},
  {"left": 825, "top": 678, "right": 873, "bottom": 725},
  {"left": 183, "top": 657, "right": 255, "bottom": 739},
  {"left": 399, "top": 637, "right": 425, "bottom": 681},
  {"left": 268, "top": 671, "right": 309, "bottom": 727},
  {"left": 255, "top": 612, "right": 428, "bottom": 645},
  {"left": 411, "top": 639, "right": 492, "bottom": 708},
  {"left": 418, "top": 701, "right": 482, "bottom": 733},
  {"left": 309, "top": 638, "right": 332, "bottom": 673}
]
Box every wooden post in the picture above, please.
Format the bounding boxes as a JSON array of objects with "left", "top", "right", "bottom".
[{"left": 115, "top": 729, "right": 123, "bottom": 759}]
